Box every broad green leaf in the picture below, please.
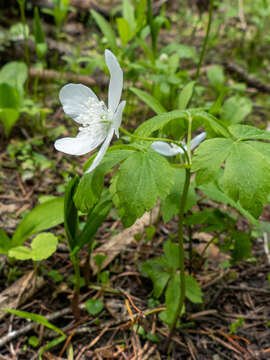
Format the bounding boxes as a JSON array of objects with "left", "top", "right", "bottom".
[
  {"left": 178, "top": 81, "right": 195, "bottom": 110},
  {"left": 116, "top": 17, "right": 130, "bottom": 45},
  {"left": 0, "top": 228, "right": 11, "bottom": 254},
  {"left": 231, "top": 231, "right": 251, "bottom": 263},
  {"left": 140, "top": 261, "right": 170, "bottom": 298},
  {"left": 0, "top": 109, "right": 20, "bottom": 137},
  {"left": 0, "top": 83, "right": 20, "bottom": 109},
  {"left": 162, "top": 43, "right": 197, "bottom": 60},
  {"left": 77, "top": 190, "right": 112, "bottom": 248},
  {"left": 75, "top": 149, "right": 134, "bottom": 213},
  {"left": 0, "top": 62, "right": 27, "bottom": 96},
  {"left": 130, "top": 87, "right": 166, "bottom": 114},
  {"left": 123, "top": 0, "right": 136, "bottom": 34},
  {"left": 221, "top": 96, "right": 252, "bottom": 124},
  {"left": 199, "top": 182, "right": 257, "bottom": 225},
  {"left": 185, "top": 274, "right": 203, "bottom": 303},
  {"left": 90, "top": 10, "right": 118, "bottom": 53},
  {"left": 85, "top": 298, "right": 104, "bottom": 315},
  {"left": 111, "top": 149, "right": 174, "bottom": 226},
  {"left": 1, "top": 309, "right": 65, "bottom": 336},
  {"left": 222, "top": 142, "right": 270, "bottom": 217},
  {"left": 163, "top": 239, "right": 180, "bottom": 271},
  {"left": 207, "top": 65, "right": 225, "bottom": 91},
  {"left": 161, "top": 168, "right": 197, "bottom": 223},
  {"left": 11, "top": 197, "right": 64, "bottom": 247},
  {"left": 229, "top": 124, "right": 270, "bottom": 141},
  {"left": 9, "top": 233, "right": 58, "bottom": 261},
  {"left": 136, "top": 0, "right": 147, "bottom": 31},
  {"left": 64, "top": 177, "right": 79, "bottom": 250},
  {"left": 192, "top": 138, "right": 233, "bottom": 184}
]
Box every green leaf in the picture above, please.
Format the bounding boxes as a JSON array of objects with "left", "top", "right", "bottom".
[
  {"left": 231, "top": 231, "right": 251, "bottom": 263},
  {"left": 0, "top": 108, "right": 20, "bottom": 137},
  {"left": 64, "top": 177, "right": 79, "bottom": 250},
  {"left": 192, "top": 138, "right": 233, "bottom": 185},
  {"left": 1, "top": 309, "right": 65, "bottom": 336},
  {"left": 221, "top": 96, "right": 252, "bottom": 124},
  {"left": 161, "top": 168, "right": 197, "bottom": 223},
  {"left": 11, "top": 197, "right": 64, "bottom": 247},
  {"left": 130, "top": 87, "right": 166, "bottom": 114},
  {"left": 90, "top": 10, "right": 118, "bottom": 53},
  {"left": 163, "top": 239, "right": 180, "bottom": 271},
  {"left": 85, "top": 298, "right": 104, "bottom": 316},
  {"left": 77, "top": 190, "right": 112, "bottom": 248},
  {"left": 34, "top": 7, "right": 46, "bottom": 44},
  {"left": 185, "top": 274, "right": 203, "bottom": 303},
  {"left": 123, "top": 0, "right": 136, "bottom": 34},
  {"left": 163, "top": 274, "right": 181, "bottom": 326},
  {"left": 140, "top": 261, "right": 170, "bottom": 298},
  {"left": 178, "top": 81, "right": 195, "bottom": 110},
  {"left": 9, "top": 233, "right": 58, "bottom": 261},
  {"left": 222, "top": 141, "right": 270, "bottom": 217},
  {"left": 229, "top": 124, "right": 270, "bottom": 141},
  {"left": 116, "top": 17, "right": 130, "bottom": 45},
  {"left": 199, "top": 182, "right": 258, "bottom": 225},
  {"left": 0, "top": 228, "right": 11, "bottom": 254},
  {"left": 75, "top": 149, "right": 134, "bottom": 213},
  {"left": 207, "top": 65, "right": 225, "bottom": 91},
  {"left": 0, "top": 83, "right": 20, "bottom": 109},
  {"left": 0, "top": 62, "right": 27, "bottom": 96},
  {"left": 111, "top": 149, "right": 174, "bottom": 226}
]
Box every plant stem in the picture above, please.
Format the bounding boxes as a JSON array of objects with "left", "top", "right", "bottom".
[
  {"left": 164, "top": 167, "right": 191, "bottom": 352},
  {"left": 147, "top": 0, "right": 156, "bottom": 62},
  {"left": 71, "top": 253, "right": 81, "bottom": 319},
  {"left": 195, "top": 0, "right": 214, "bottom": 80}
]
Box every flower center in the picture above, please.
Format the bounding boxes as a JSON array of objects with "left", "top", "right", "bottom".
[{"left": 78, "top": 96, "right": 112, "bottom": 136}]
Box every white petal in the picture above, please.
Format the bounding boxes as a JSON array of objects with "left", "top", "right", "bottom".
[
  {"left": 54, "top": 132, "right": 106, "bottom": 156},
  {"left": 151, "top": 141, "right": 184, "bottom": 157},
  {"left": 86, "top": 128, "right": 114, "bottom": 173},
  {"left": 190, "top": 132, "right": 206, "bottom": 150},
  {"left": 105, "top": 49, "right": 123, "bottom": 113},
  {"left": 59, "top": 83, "right": 99, "bottom": 124},
  {"left": 113, "top": 100, "right": 126, "bottom": 138}
]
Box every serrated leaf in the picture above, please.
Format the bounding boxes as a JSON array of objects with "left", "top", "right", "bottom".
[
  {"left": 75, "top": 149, "right": 134, "bottom": 213},
  {"left": 161, "top": 168, "right": 197, "bottom": 223},
  {"left": 111, "top": 149, "right": 174, "bottom": 226},
  {"left": 192, "top": 138, "right": 233, "bottom": 184},
  {"left": 185, "top": 274, "right": 203, "bottom": 303},
  {"left": 222, "top": 141, "right": 270, "bottom": 217},
  {"left": 130, "top": 87, "right": 166, "bottom": 114},
  {"left": 11, "top": 197, "right": 64, "bottom": 248},
  {"left": 90, "top": 10, "right": 118, "bottom": 53},
  {"left": 178, "top": 81, "right": 195, "bottom": 110},
  {"left": 229, "top": 124, "right": 270, "bottom": 141}
]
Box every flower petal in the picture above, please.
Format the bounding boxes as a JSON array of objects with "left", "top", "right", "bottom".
[
  {"left": 113, "top": 100, "right": 126, "bottom": 138},
  {"left": 151, "top": 141, "right": 184, "bottom": 156},
  {"left": 86, "top": 128, "right": 114, "bottom": 173},
  {"left": 59, "top": 83, "right": 99, "bottom": 124},
  {"left": 190, "top": 132, "right": 206, "bottom": 150},
  {"left": 105, "top": 49, "right": 123, "bottom": 113},
  {"left": 54, "top": 132, "right": 106, "bottom": 156}
]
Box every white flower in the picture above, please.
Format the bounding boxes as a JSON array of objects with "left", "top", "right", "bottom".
[
  {"left": 151, "top": 132, "right": 206, "bottom": 157},
  {"left": 54, "top": 49, "right": 126, "bottom": 173}
]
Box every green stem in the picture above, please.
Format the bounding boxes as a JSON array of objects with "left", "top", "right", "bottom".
[
  {"left": 119, "top": 127, "right": 190, "bottom": 165},
  {"left": 164, "top": 168, "right": 191, "bottom": 351},
  {"left": 71, "top": 252, "right": 81, "bottom": 318},
  {"left": 195, "top": 0, "right": 214, "bottom": 80}
]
